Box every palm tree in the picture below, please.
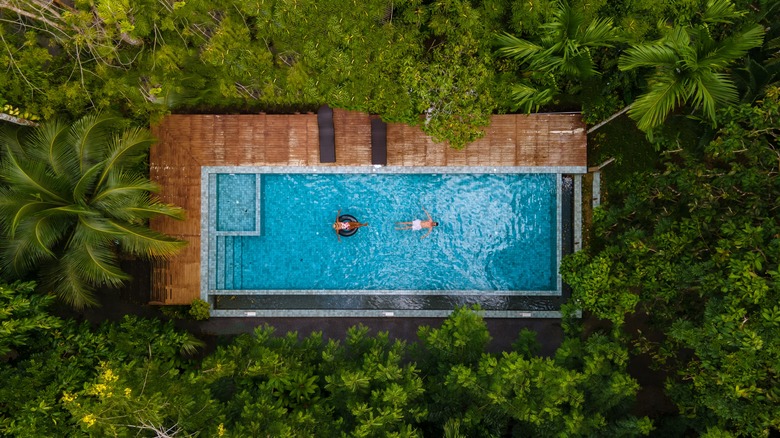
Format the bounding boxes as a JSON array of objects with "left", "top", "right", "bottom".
[
  {"left": 0, "top": 114, "right": 185, "bottom": 308},
  {"left": 497, "top": 0, "right": 620, "bottom": 112},
  {"left": 618, "top": 0, "right": 765, "bottom": 131}
]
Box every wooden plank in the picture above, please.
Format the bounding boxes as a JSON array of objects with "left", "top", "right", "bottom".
[
  {"left": 334, "top": 109, "right": 371, "bottom": 165},
  {"left": 386, "top": 123, "right": 405, "bottom": 166},
  {"left": 250, "top": 114, "right": 266, "bottom": 165},
  {"left": 486, "top": 115, "right": 516, "bottom": 166},
  {"left": 265, "top": 116, "right": 290, "bottom": 163},
  {"left": 515, "top": 114, "right": 538, "bottom": 166},
  {"left": 235, "top": 115, "right": 256, "bottom": 164},
  {"left": 306, "top": 115, "right": 319, "bottom": 165},
  {"left": 222, "top": 117, "right": 241, "bottom": 164},
  {"left": 425, "top": 139, "right": 447, "bottom": 166},
  {"left": 287, "top": 115, "right": 310, "bottom": 166}
]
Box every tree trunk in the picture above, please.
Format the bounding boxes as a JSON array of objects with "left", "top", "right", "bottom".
[
  {"left": 587, "top": 104, "right": 632, "bottom": 135},
  {"left": 0, "top": 113, "right": 39, "bottom": 127}
]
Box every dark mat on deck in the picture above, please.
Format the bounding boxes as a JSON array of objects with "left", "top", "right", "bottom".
[
  {"left": 371, "top": 117, "right": 387, "bottom": 165},
  {"left": 318, "top": 104, "right": 336, "bottom": 163}
]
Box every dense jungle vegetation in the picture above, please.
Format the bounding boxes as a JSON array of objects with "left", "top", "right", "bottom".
[{"left": 1, "top": 0, "right": 778, "bottom": 436}]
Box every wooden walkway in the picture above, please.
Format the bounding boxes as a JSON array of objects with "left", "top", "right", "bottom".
[{"left": 149, "top": 110, "right": 586, "bottom": 304}]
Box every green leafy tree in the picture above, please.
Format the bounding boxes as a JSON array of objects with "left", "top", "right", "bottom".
[
  {"left": 60, "top": 317, "right": 209, "bottom": 436},
  {"left": 0, "top": 313, "right": 205, "bottom": 436},
  {"left": 1, "top": 0, "right": 503, "bottom": 147},
  {"left": 562, "top": 88, "right": 780, "bottom": 435},
  {"left": 618, "top": 0, "right": 764, "bottom": 131},
  {"left": 0, "top": 280, "right": 60, "bottom": 358},
  {"left": 415, "top": 307, "right": 651, "bottom": 437},
  {"left": 497, "top": 0, "right": 621, "bottom": 112},
  {"left": 0, "top": 113, "right": 185, "bottom": 307},
  {"left": 199, "top": 324, "right": 427, "bottom": 436}
]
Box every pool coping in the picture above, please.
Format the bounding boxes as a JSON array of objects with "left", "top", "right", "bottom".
[{"left": 201, "top": 165, "right": 584, "bottom": 318}]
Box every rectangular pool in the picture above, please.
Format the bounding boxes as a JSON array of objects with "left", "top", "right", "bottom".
[{"left": 202, "top": 166, "right": 571, "bottom": 317}]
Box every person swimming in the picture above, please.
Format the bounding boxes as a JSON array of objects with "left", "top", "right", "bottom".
[
  {"left": 333, "top": 210, "right": 368, "bottom": 241},
  {"left": 396, "top": 208, "right": 438, "bottom": 238}
]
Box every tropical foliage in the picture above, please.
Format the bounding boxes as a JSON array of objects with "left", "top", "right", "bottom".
[
  {"left": 618, "top": 0, "right": 765, "bottom": 131},
  {"left": 0, "top": 114, "right": 185, "bottom": 307},
  {"left": 0, "top": 0, "right": 507, "bottom": 147},
  {"left": 562, "top": 88, "right": 780, "bottom": 435},
  {"left": 0, "top": 309, "right": 206, "bottom": 436},
  {"left": 0, "top": 299, "right": 651, "bottom": 437},
  {"left": 0, "top": 281, "right": 60, "bottom": 358},
  {"left": 415, "top": 307, "right": 651, "bottom": 436},
  {"left": 497, "top": 0, "right": 621, "bottom": 112}
]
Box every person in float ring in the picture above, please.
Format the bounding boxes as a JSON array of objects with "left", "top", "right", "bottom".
[
  {"left": 395, "top": 207, "right": 438, "bottom": 238},
  {"left": 333, "top": 209, "right": 368, "bottom": 242}
]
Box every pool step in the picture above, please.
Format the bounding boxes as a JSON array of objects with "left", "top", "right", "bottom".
[
  {"left": 215, "top": 236, "right": 244, "bottom": 289},
  {"left": 216, "top": 236, "right": 225, "bottom": 289}
]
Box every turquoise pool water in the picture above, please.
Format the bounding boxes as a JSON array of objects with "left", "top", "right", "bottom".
[{"left": 210, "top": 172, "right": 557, "bottom": 292}]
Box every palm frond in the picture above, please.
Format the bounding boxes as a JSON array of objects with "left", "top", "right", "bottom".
[
  {"left": 94, "top": 128, "right": 155, "bottom": 190},
  {"left": 40, "top": 259, "right": 99, "bottom": 309},
  {"left": 91, "top": 171, "right": 160, "bottom": 206},
  {"left": 69, "top": 113, "right": 118, "bottom": 173},
  {"left": 700, "top": 24, "right": 765, "bottom": 70},
  {"left": 109, "top": 220, "right": 187, "bottom": 258},
  {"left": 496, "top": 33, "right": 544, "bottom": 62},
  {"left": 1, "top": 237, "right": 49, "bottom": 277},
  {"left": 509, "top": 83, "right": 556, "bottom": 113},
  {"left": 619, "top": 43, "right": 679, "bottom": 71},
  {"left": 68, "top": 242, "right": 129, "bottom": 286},
  {"left": 580, "top": 17, "right": 619, "bottom": 47},
  {"left": 8, "top": 201, "right": 59, "bottom": 238},
  {"left": 25, "top": 120, "right": 72, "bottom": 177},
  {"left": 629, "top": 74, "right": 688, "bottom": 131},
  {"left": 702, "top": 0, "right": 741, "bottom": 24},
  {"left": 0, "top": 217, "right": 66, "bottom": 275},
  {"left": 0, "top": 124, "right": 25, "bottom": 157},
  {"left": 686, "top": 71, "right": 738, "bottom": 123},
  {"left": 72, "top": 162, "right": 104, "bottom": 203},
  {"left": 529, "top": 48, "right": 564, "bottom": 73},
  {"left": 116, "top": 200, "right": 186, "bottom": 221},
  {"left": 559, "top": 53, "right": 597, "bottom": 78},
  {"left": 543, "top": 0, "right": 582, "bottom": 42},
  {"left": 32, "top": 216, "right": 63, "bottom": 258},
  {"left": 48, "top": 204, "right": 102, "bottom": 217},
  {"left": 78, "top": 216, "right": 124, "bottom": 236},
  {"left": 1, "top": 149, "right": 70, "bottom": 203}
]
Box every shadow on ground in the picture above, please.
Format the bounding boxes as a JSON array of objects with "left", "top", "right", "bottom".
[{"left": 184, "top": 316, "right": 564, "bottom": 356}]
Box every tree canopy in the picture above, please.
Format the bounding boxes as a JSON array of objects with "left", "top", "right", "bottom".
[
  {"left": 0, "top": 300, "right": 651, "bottom": 437},
  {"left": 562, "top": 88, "right": 780, "bottom": 435}
]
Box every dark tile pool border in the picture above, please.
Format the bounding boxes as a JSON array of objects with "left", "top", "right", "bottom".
[{"left": 201, "top": 166, "right": 585, "bottom": 318}]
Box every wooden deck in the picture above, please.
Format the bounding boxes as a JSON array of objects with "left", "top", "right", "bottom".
[{"left": 149, "top": 110, "right": 586, "bottom": 305}]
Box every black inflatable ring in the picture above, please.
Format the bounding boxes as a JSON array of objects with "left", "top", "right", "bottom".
[{"left": 337, "top": 214, "right": 359, "bottom": 237}]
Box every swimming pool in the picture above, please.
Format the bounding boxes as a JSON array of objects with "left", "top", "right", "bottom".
[{"left": 202, "top": 166, "right": 575, "bottom": 317}]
